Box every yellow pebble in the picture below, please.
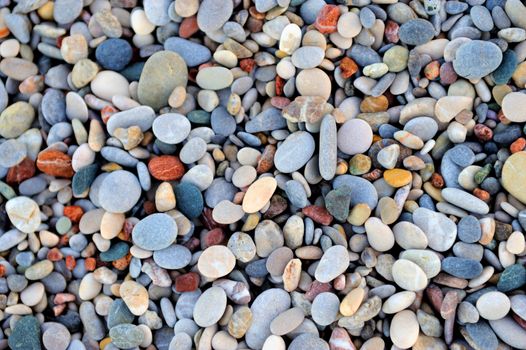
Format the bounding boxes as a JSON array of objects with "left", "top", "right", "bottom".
[
  {"left": 335, "top": 160, "right": 348, "bottom": 175},
  {"left": 38, "top": 1, "right": 54, "bottom": 21},
  {"left": 404, "top": 200, "right": 419, "bottom": 212},
  {"left": 212, "top": 148, "right": 225, "bottom": 162},
  {"left": 241, "top": 213, "right": 260, "bottom": 231},
  {"left": 100, "top": 338, "right": 112, "bottom": 350},
  {"left": 101, "top": 163, "right": 122, "bottom": 172},
  {"left": 347, "top": 203, "right": 371, "bottom": 226},
  {"left": 383, "top": 169, "right": 412, "bottom": 187},
  {"left": 423, "top": 182, "right": 443, "bottom": 202}
]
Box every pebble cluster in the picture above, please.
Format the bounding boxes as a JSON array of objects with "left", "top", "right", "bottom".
[{"left": 0, "top": 0, "right": 526, "bottom": 349}]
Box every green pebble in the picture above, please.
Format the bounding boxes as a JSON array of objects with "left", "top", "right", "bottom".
[
  {"left": 100, "top": 242, "right": 129, "bottom": 262},
  {"left": 56, "top": 217, "right": 72, "bottom": 234},
  {"left": 325, "top": 185, "right": 352, "bottom": 222},
  {"left": 72, "top": 164, "right": 99, "bottom": 196},
  {"left": 0, "top": 181, "right": 16, "bottom": 200},
  {"left": 474, "top": 164, "right": 492, "bottom": 184},
  {"left": 497, "top": 263, "right": 526, "bottom": 292},
  {"left": 8, "top": 316, "right": 41, "bottom": 350},
  {"left": 187, "top": 110, "right": 211, "bottom": 124}
]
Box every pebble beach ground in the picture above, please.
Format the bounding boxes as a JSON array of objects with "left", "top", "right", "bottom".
[{"left": 0, "top": 0, "right": 526, "bottom": 349}]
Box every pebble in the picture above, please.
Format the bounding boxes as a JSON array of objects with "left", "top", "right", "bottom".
[
  {"left": 392, "top": 259, "right": 429, "bottom": 291},
  {"left": 337, "top": 119, "right": 373, "bottom": 155},
  {"left": 312, "top": 292, "right": 340, "bottom": 326},
  {"left": 246, "top": 289, "right": 290, "bottom": 349},
  {"left": 314, "top": 245, "right": 350, "bottom": 283},
  {"left": 120, "top": 280, "right": 149, "bottom": 316},
  {"left": 453, "top": 41, "right": 503, "bottom": 79},
  {"left": 198, "top": 245, "right": 236, "bottom": 278},
  {"left": 138, "top": 51, "right": 188, "bottom": 110},
  {"left": 194, "top": 286, "right": 227, "bottom": 327},
  {"left": 413, "top": 208, "right": 457, "bottom": 252},
  {"left": 98, "top": 170, "right": 142, "bottom": 213},
  {"left": 502, "top": 151, "right": 526, "bottom": 204},
  {"left": 8, "top": 316, "right": 41, "bottom": 350},
  {"left": 476, "top": 291, "right": 510, "bottom": 320},
  {"left": 390, "top": 310, "right": 420, "bottom": 349},
  {"left": 132, "top": 213, "right": 177, "bottom": 251},
  {"left": 274, "top": 131, "right": 316, "bottom": 173}
]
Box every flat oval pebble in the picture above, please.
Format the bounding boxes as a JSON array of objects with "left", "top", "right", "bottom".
[
  {"left": 98, "top": 170, "right": 142, "bottom": 213},
  {"left": 153, "top": 245, "right": 191, "bottom": 269},
  {"left": 453, "top": 41, "right": 503, "bottom": 79},
  {"left": 198, "top": 245, "right": 236, "bottom": 278},
  {"left": 392, "top": 259, "right": 428, "bottom": 291},
  {"left": 390, "top": 310, "right": 419, "bottom": 349},
  {"left": 242, "top": 177, "right": 277, "bottom": 213},
  {"left": 274, "top": 131, "right": 316, "bottom": 173},
  {"left": 132, "top": 213, "right": 178, "bottom": 251},
  {"left": 193, "top": 286, "right": 227, "bottom": 327},
  {"left": 476, "top": 291, "right": 510, "bottom": 320},
  {"left": 314, "top": 245, "right": 350, "bottom": 283},
  {"left": 337, "top": 119, "right": 373, "bottom": 155},
  {"left": 152, "top": 113, "right": 191, "bottom": 144}
]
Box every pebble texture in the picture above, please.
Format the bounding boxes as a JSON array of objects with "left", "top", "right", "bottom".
[{"left": 0, "top": 1, "right": 524, "bottom": 350}]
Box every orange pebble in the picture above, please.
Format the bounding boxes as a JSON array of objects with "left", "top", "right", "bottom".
[
  {"left": 0, "top": 265, "right": 5, "bottom": 278},
  {"left": 101, "top": 105, "right": 118, "bottom": 124},
  {"left": 510, "top": 137, "right": 526, "bottom": 153},
  {"left": 112, "top": 254, "right": 131, "bottom": 270},
  {"left": 340, "top": 57, "right": 358, "bottom": 79},
  {"left": 314, "top": 5, "right": 340, "bottom": 34},
  {"left": 48, "top": 248, "right": 64, "bottom": 261},
  {"left": 424, "top": 61, "right": 440, "bottom": 80},
  {"left": 63, "top": 206, "right": 84, "bottom": 223},
  {"left": 65, "top": 256, "right": 76, "bottom": 270},
  {"left": 84, "top": 257, "right": 96, "bottom": 271},
  {"left": 473, "top": 188, "right": 490, "bottom": 202},
  {"left": 431, "top": 173, "right": 444, "bottom": 188}
]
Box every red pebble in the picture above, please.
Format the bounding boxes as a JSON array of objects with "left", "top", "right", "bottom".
[
  {"left": 440, "top": 62, "right": 458, "bottom": 85},
  {"left": 6, "top": 157, "right": 35, "bottom": 184},
  {"left": 84, "top": 257, "right": 96, "bottom": 271},
  {"left": 47, "top": 248, "right": 64, "bottom": 261},
  {"left": 302, "top": 205, "right": 333, "bottom": 225},
  {"left": 305, "top": 281, "right": 333, "bottom": 301},
  {"left": 101, "top": 105, "right": 118, "bottom": 124},
  {"left": 148, "top": 155, "right": 185, "bottom": 181},
  {"left": 473, "top": 124, "right": 493, "bottom": 141},
  {"left": 340, "top": 57, "right": 358, "bottom": 79},
  {"left": 314, "top": 5, "right": 340, "bottom": 34},
  {"left": 239, "top": 58, "right": 256, "bottom": 73},
  {"left": 179, "top": 16, "right": 199, "bottom": 38},
  {"left": 175, "top": 272, "right": 200, "bottom": 292},
  {"left": 201, "top": 228, "right": 225, "bottom": 249},
  {"left": 473, "top": 188, "right": 490, "bottom": 202},
  {"left": 426, "top": 284, "right": 444, "bottom": 313},
  {"left": 0, "top": 265, "right": 5, "bottom": 278},
  {"left": 384, "top": 20, "right": 399, "bottom": 43}
]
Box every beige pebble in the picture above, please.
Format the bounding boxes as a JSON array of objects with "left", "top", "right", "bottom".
[
  {"left": 502, "top": 91, "right": 526, "bottom": 122},
  {"left": 270, "top": 307, "right": 305, "bottom": 336},
  {"left": 390, "top": 310, "right": 419, "bottom": 349},
  {"left": 155, "top": 182, "right": 176, "bottom": 212},
  {"left": 382, "top": 291, "right": 416, "bottom": 314},
  {"left": 283, "top": 258, "right": 302, "bottom": 292},
  {"left": 392, "top": 259, "right": 428, "bottom": 291},
  {"left": 364, "top": 217, "right": 395, "bottom": 252},
  {"left": 476, "top": 291, "right": 510, "bottom": 320},
  {"left": 242, "top": 177, "right": 277, "bottom": 214},
  {"left": 197, "top": 245, "right": 236, "bottom": 279},
  {"left": 100, "top": 212, "right": 125, "bottom": 240},
  {"left": 79, "top": 273, "right": 102, "bottom": 301},
  {"left": 120, "top": 280, "right": 149, "bottom": 316},
  {"left": 339, "top": 287, "right": 365, "bottom": 316},
  {"left": 20, "top": 282, "right": 45, "bottom": 307},
  {"left": 506, "top": 231, "right": 526, "bottom": 254}
]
